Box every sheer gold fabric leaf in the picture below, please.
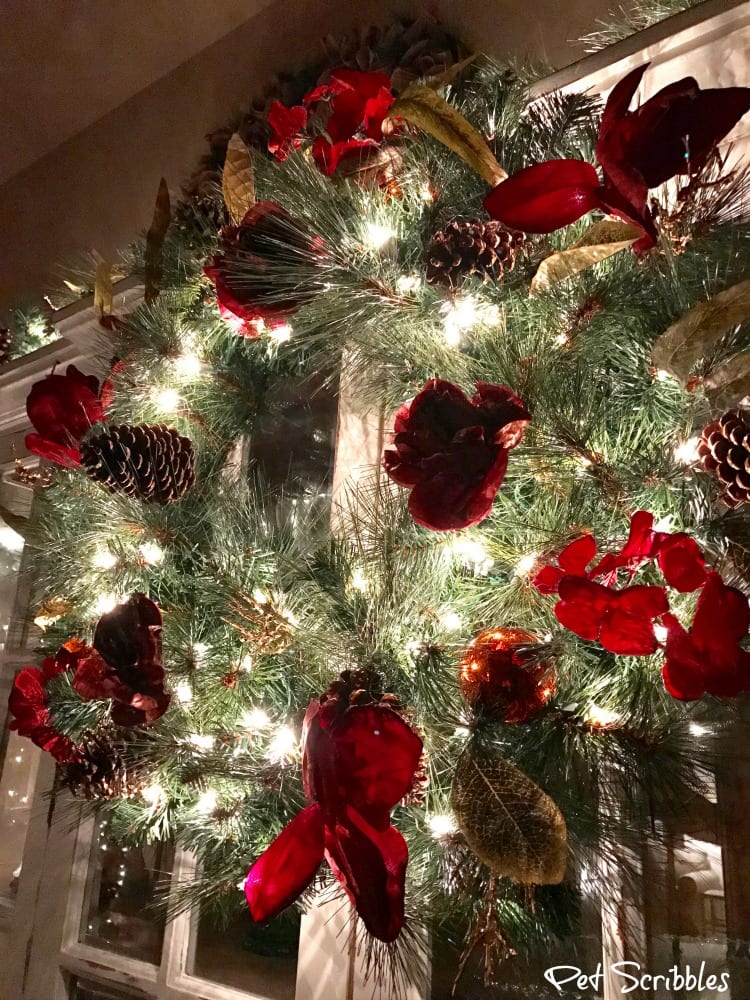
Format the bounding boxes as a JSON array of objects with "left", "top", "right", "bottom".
[
  {"left": 223, "top": 133, "right": 256, "bottom": 225},
  {"left": 530, "top": 220, "right": 641, "bottom": 295},
  {"left": 144, "top": 178, "right": 171, "bottom": 304},
  {"left": 388, "top": 84, "right": 506, "bottom": 186},
  {"left": 451, "top": 743, "right": 567, "bottom": 884},
  {"left": 651, "top": 278, "right": 750, "bottom": 383}
]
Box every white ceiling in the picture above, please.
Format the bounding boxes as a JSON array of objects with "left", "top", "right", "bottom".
[{"left": 0, "top": 0, "right": 274, "bottom": 185}]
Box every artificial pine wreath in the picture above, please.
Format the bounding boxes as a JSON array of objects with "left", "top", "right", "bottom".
[{"left": 10, "top": 14, "right": 750, "bottom": 996}]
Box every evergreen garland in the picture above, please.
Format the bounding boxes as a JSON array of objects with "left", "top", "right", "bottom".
[{"left": 8, "top": 9, "right": 750, "bottom": 996}]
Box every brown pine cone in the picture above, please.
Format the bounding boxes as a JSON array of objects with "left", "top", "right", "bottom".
[
  {"left": 698, "top": 409, "right": 750, "bottom": 507},
  {"left": 62, "top": 730, "right": 141, "bottom": 800},
  {"left": 425, "top": 220, "right": 527, "bottom": 289},
  {"left": 81, "top": 423, "right": 196, "bottom": 505}
]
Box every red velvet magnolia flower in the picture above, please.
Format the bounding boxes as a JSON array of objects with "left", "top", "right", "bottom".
[
  {"left": 245, "top": 690, "right": 423, "bottom": 942},
  {"left": 662, "top": 570, "right": 750, "bottom": 700},
  {"left": 25, "top": 364, "right": 112, "bottom": 468},
  {"left": 484, "top": 64, "right": 750, "bottom": 253},
  {"left": 382, "top": 379, "right": 530, "bottom": 531},
  {"left": 267, "top": 68, "right": 396, "bottom": 177},
  {"left": 8, "top": 640, "right": 88, "bottom": 762},
  {"left": 204, "top": 201, "right": 322, "bottom": 337},
  {"left": 72, "top": 594, "right": 170, "bottom": 725}
]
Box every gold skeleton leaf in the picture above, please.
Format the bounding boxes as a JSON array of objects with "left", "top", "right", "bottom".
[{"left": 451, "top": 743, "right": 568, "bottom": 884}]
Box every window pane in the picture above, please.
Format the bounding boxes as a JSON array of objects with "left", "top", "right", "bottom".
[
  {"left": 0, "top": 515, "right": 24, "bottom": 654},
  {"left": 0, "top": 732, "right": 37, "bottom": 903},
  {"left": 0, "top": 514, "right": 32, "bottom": 905},
  {"left": 69, "top": 977, "right": 150, "bottom": 1000},
  {"left": 247, "top": 372, "right": 337, "bottom": 496},
  {"left": 644, "top": 829, "right": 730, "bottom": 996},
  {"left": 79, "top": 818, "right": 173, "bottom": 965},
  {"left": 190, "top": 905, "right": 300, "bottom": 997}
]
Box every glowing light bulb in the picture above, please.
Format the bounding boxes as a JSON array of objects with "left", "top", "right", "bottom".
[
  {"left": 252, "top": 588, "right": 269, "bottom": 605},
  {"left": 242, "top": 707, "right": 270, "bottom": 731},
  {"left": 195, "top": 788, "right": 218, "bottom": 814},
  {"left": 93, "top": 548, "right": 118, "bottom": 570},
  {"left": 655, "top": 369, "right": 672, "bottom": 383},
  {"left": 673, "top": 436, "right": 701, "bottom": 465},
  {"left": 395, "top": 274, "right": 421, "bottom": 295},
  {"left": 586, "top": 705, "right": 620, "bottom": 729},
  {"left": 420, "top": 182, "right": 435, "bottom": 202},
  {"left": 239, "top": 653, "right": 253, "bottom": 673},
  {"left": 173, "top": 353, "right": 202, "bottom": 378},
  {"left": 689, "top": 722, "right": 709, "bottom": 737},
  {"left": 514, "top": 553, "right": 539, "bottom": 577},
  {"left": 189, "top": 733, "right": 215, "bottom": 751},
  {"left": 142, "top": 784, "right": 164, "bottom": 807},
  {"left": 428, "top": 814, "right": 457, "bottom": 839},
  {"left": 350, "top": 568, "right": 368, "bottom": 593},
  {"left": 653, "top": 624, "right": 668, "bottom": 644},
  {"left": 175, "top": 681, "right": 193, "bottom": 704},
  {"left": 192, "top": 642, "right": 208, "bottom": 667},
  {"left": 269, "top": 323, "right": 293, "bottom": 343},
  {"left": 93, "top": 593, "right": 119, "bottom": 615},
  {"left": 449, "top": 537, "right": 494, "bottom": 576},
  {"left": 441, "top": 610, "right": 463, "bottom": 631},
  {"left": 139, "top": 541, "right": 164, "bottom": 565},
  {"left": 266, "top": 725, "right": 297, "bottom": 763},
  {"left": 554, "top": 332, "right": 569, "bottom": 347},
  {"left": 365, "top": 222, "right": 396, "bottom": 249},
  {"left": 155, "top": 387, "right": 181, "bottom": 413},
  {"left": 405, "top": 638, "right": 422, "bottom": 658},
  {"left": 441, "top": 296, "right": 477, "bottom": 346}
]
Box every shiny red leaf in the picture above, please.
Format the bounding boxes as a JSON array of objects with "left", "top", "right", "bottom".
[
  {"left": 332, "top": 706, "right": 423, "bottom": 825},
  {"left": 483, "top": 160, "right": 602, "bottom": 232},
  {"left": 324, "top": 805, "right": 408, "bottom": 943},
  {"left": 245, "top": 803, "right": 324, "bottom": 922}
]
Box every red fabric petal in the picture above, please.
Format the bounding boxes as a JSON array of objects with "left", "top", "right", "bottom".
[
  {"left": 311, "top": 136, "right": 375, "bottom": 176},
  {"left": 559, "top": 534, "right": 597, "bottom": 575},
  {"left": 8, "top": 668, "right": 48, "bottom": 733},
  {"left": 324, "top": 805, "right": 408, "bottom": 943},
  {"left": 532, "top": 564, "right": 565, "bottom": 595},
  {"left": 328, "top": 68, "right": 393, "bottom": 99},
  {"left": 614, "top": 584, "right": 670, "bottom": 619},
  {"left": 693, "top": 571, "right": 750, "bottom": 647},
  {"left": 656, "top": 534, "right": 706, "bottom": 592},
  {"left": 408, "top": 446, "right": 508, "bottom": 530},
  {"left": 600, "top": 608, "right": 658, "bottom": 655},
  {"left": 555, "top": 577, "right": 612, "bottom": 641},
  {"left": 332, "top": 706, "right": 423, "bottom": 824},
  {"left": 383, "top": 379, "right": 528, "bottom": 531},
  {"left": 24, "top": 433, "right": 81, "bottom": 468},
  {"left": 26, "top": 365, "right": 105, "bottom": 449},
  {"left": 245, "top": 803, "right": 324, "bottom": 922},
  {"left": 267, "top": 101, "right": 307, "bottom": 161},
  {"left": 483, "top": 160, "right": 602, "bottom": 232}
]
